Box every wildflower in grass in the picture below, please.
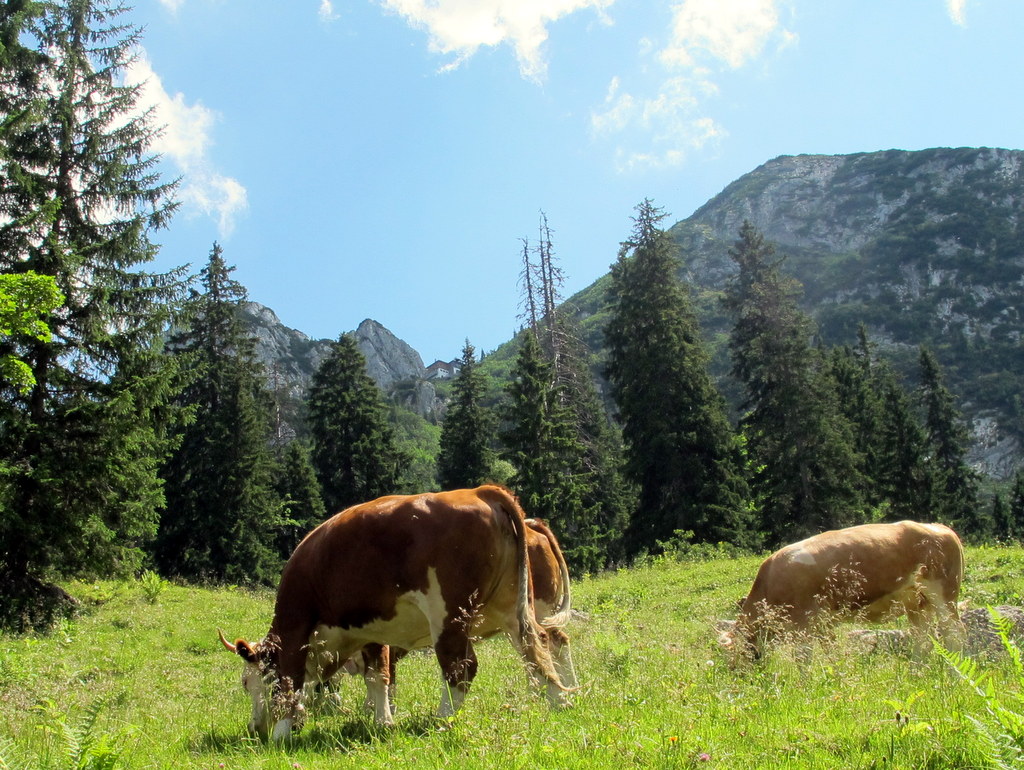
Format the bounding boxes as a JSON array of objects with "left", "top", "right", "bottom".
[{"left": 698, "top": 752, "right": 711, "bottom": 761}]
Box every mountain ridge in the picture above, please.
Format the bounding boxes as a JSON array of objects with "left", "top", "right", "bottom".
[{"left": 244, "top": 147, "right": 1024, "bottom": 480}]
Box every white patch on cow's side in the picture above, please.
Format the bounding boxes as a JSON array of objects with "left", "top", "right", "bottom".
[
  {"left": 789, "top": 548, "right": 817, "bottom": 566},
  {"left": 315, "top": 568, "right": 443, "bottom": 653},
  {"left": 301, "top": 568, "right": 465, "bottom": 723}
]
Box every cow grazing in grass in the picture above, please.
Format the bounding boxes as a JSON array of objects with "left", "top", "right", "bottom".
[
  {"left": 339, "top": 517, "right": 579, "bottom": 716},
  {"left": 218, "top": 486, "right": 569, "bottom": 740},
  {"left": 720, "top": 521, "right": 965, "bottom": 660}
]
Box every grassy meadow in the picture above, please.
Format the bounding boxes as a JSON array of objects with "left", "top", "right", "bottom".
[{"left": 3, "top": 545, "right": 1024, "bottom": 769}]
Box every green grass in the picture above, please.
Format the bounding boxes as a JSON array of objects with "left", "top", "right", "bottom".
[{"left": 2, "top": 546, "right": 1024, "bottom": 768}]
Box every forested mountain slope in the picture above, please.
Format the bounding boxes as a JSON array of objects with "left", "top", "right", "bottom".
[{"left": 568, "top": 147, "right": 1024, "bottom": 478}]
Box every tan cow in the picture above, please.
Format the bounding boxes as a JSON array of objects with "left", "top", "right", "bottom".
[
  {"left": 339, "top": 517, "right": 578, "bottom": 716},
  {"left": 721, "top": 520, "right": 965, "bottom": 659},
  {"left": 219, "top": 486, "right": 569, "bottom": 740},
  {"left": 522, "top": 518, "right": 577, "bottom": 688}
]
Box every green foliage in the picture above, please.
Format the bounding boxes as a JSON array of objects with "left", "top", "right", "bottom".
[
  {"left": 503, "top": 220, "right": 631, "bottom": 571},
  {"left": 828, "top": 330, "right": 936, "bottom": 522},
  {"left": 137, "top": 570, "right": 168, "bottom": 605},
  {"left": 7, "top": 699, "right": 133, "bottom": 770},
  {"left": 502, "top": 330, "right": 612, "bottom": 572},
  {"left": 386, "top": 402, "right": 441, "bottom": 493},
  {"left": 917, "top": 346, "right": 982, "bottom": 537},
  {"left": 0, "top": 272, "right": 63, "bottom": 393},
  {"left": 1009, "top": 472, "right": 1024, "bottom": 542},
  {"left": 437, "top": 341, "right": 495, "bottom": 489},
  {"left": 308, "top": 334, "right": 406, "bottom": 513}
]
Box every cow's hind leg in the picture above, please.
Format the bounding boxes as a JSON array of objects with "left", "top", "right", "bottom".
[
  {"left": 911, "top": 579, "right": 966, "bottom": 653},
  {"left": 434, "top": 622, "right": 478, "bottom": 718}
]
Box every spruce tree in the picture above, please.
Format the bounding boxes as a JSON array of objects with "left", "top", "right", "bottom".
[
  {"left": 503, "top": 330, "right": 555, "bottom": 514},
  {"left": 274, "top": 440, "right": 326, "bottom": 558},
  {"left": 502, "top": 330, "right": 605, "bottom": 572},
  {"left": 828, "top": 328, "right": 886, "bottom": 508},
  {"left": 308, "top": 333, "right": 405, "bottom": 514},
  {"left": 918, "top": 346, "right": 981, "bottom": 534},
  {"left": 876, "top": 374, "right": 933, "bottom": 520},
  {"left": 156, "top": 246, "right": 282, "bottom": 584},
  {"left": 1009, "top": 470, "right": 1024, "bottom": 541},
  {"left": 0, "top": 0, "right": 185, "bottom": 625},
  {"left": 437, "top": 340, "right": 494, "bottom": 489},
  {"left": 504, "top": 221, "right": 630, "bottom": 571},
  {"left": 723, "top": 221, "right": 863, "bottom": 544},
  {"left": 606, "top": 201, "right": 752, "bottom": 556},
  {"left": 991, "top": 493, "right": 1011, "bottom": 541}
]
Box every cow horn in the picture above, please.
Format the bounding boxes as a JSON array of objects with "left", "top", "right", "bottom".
[{"left": 217, "top": 628, "right": 237, "bottom": 653}]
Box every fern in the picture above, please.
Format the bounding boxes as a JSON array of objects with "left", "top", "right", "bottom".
[
  {"left": 937, "top": 607, "right": 1024, "bottom": 769},
  {"left": 32, "top": 699, "right": 129, "bottom": 770},
  {"left": 0, "top": 736, "right": 26, "bottom": 770}
]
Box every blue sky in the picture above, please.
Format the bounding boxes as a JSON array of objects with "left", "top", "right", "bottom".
[{"left": 127, "top": 0, "right": 1021, "bottom": 365}]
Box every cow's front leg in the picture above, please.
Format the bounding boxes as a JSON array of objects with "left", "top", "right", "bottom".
[
  {"left": 434, "top": 623, "right": 477, "bottom": 717},
  {"left": 361, "top": 644, "right": 395, "bottom": 725},
  {"left": 270, "top": 677, "right": 307, "bottom": 742}
]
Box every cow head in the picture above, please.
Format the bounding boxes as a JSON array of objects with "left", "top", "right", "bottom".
[
  {"left": 218, "top": 630, "right": 304, "bottom": 741},
  {"left": 715, "top": 615, "right": 765, "bottom": 663}
]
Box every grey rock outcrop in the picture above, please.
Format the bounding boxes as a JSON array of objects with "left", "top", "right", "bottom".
[{"left": 237, "top": 304, "right": 439, "bottom": 440}]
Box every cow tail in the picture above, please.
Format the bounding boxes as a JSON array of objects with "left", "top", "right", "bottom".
[{"left": 481, "top": 486, "right": 566, "bottom": 690}]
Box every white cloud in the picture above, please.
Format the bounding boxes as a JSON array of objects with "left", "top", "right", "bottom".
[
  {"left": 319, "top": 0, "right": 339, "bottom": 22},
  {"left": 660, "top": 0, "right": 788, "bottom": 69},
  {"left": 592, "top": 0, "right": 791, "bottom": 171},
  {"left": 592, "top": 74, "right": 725, "bottom": 170},
  {"left": 380, "top": 0, "right": 613, "bottom": 81},
  {"left": 158, "top": 0, "right": 185, "bottom": 11},
  {"left": 946, "top": 0, "right": 967, "bottom": 26},
  {"left": 181, "top": 173, "right": 249, "bottom": 238},
  {"left": 124, "top": 50, "right": 248, "bottom": 237}
]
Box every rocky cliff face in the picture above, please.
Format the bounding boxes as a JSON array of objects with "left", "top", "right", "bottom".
[
  {"left": 675, "top": 149, "right": 1024, "bottom": 478},
  {"left": 238, "top": 304, "right": 439, "bottom": 440}
]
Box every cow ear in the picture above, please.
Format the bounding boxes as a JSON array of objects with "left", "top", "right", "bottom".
[{"left": 236, "top": 639, "right": 260, "bottom": 663}]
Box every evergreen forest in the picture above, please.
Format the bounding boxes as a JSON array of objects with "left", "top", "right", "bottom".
[{"left": 2, "top": 0, "right": 1023, "bottom": 632}]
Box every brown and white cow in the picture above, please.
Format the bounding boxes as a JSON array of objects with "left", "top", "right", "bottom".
[
  {"left": 339, "top": 516, "right": 579, "bottom": 716},
  {"left": 218, "top": 486, "right": 569, "bottom": 740},
  {"left": 720, "top": 520, "right": 965, "bottom": 660}
]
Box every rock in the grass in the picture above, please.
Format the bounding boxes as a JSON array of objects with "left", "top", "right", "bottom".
[
  {"left": 960, "top": 605, "right": 1024, "bottom": 654},
  {"left": 848, "top": 605, "right": 1024, "bottom": 655}
]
